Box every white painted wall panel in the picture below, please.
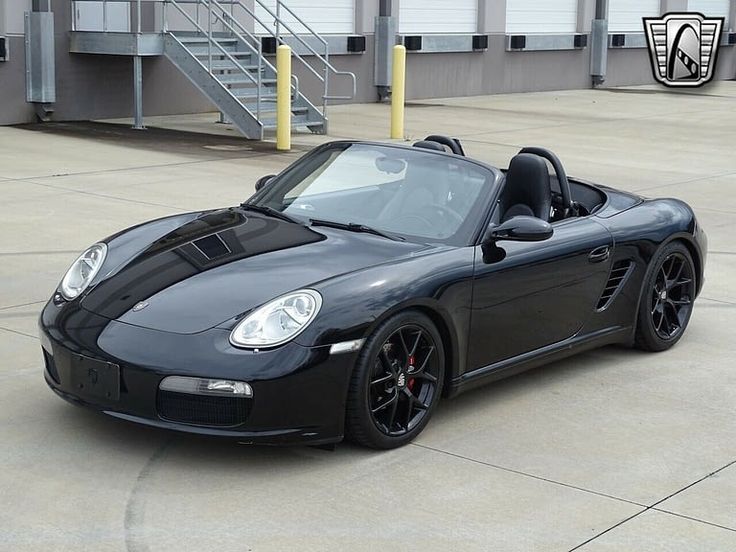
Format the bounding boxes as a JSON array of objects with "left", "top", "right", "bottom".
[
  {"left": 1, "top": 0, "right": 31, "bottom": 35},
  {"left": 399, "top": 0, "right": 478, "bottom": 34},
  {"left": 255, "top": 0, "right": 354, "bottom": 35},
  {"left": 689, "top": 0, "right": 730, "bottom": 24},
  {"left": 608, "top": 0, "right": 660, "bottom": 32},
  {"left": 74, "top": 1, "right": 130, "bottom": 32},
  {"left": 506, "top": 0, "right": 578, "bottom": 34}
]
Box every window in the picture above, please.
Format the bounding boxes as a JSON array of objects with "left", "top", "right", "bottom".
[{"left": 257, "top": 143, "right": 495, "bottom": 245}]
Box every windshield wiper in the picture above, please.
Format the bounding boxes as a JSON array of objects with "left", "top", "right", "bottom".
[
  {"left": 309, "top": 219, "right": 405, "bottom": 242},
  {"left": 240, "top": 203, "right": 304, "bottom": 225}
]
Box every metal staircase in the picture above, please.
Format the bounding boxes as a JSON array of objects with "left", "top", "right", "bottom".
[{"left": 163, "top": 0, "right": 356, "bottom": 140}]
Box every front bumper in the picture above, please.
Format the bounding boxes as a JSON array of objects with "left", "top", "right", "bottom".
[{"left": 39, "top": 301, "right": 357, "bottom": 445}]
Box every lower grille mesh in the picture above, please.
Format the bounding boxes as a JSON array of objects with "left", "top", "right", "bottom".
[{"left": 156, "top": 390, "right": 252, "bottom": 427}]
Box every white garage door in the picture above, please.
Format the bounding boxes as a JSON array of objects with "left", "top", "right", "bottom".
[
  {"left": 399, "top": 0, "right": 478, "bottom": 34},
  {"left": 689, "top": 0, "right": 730, "bottom": 24},
  {"left": 255, "top": 0, "right": 354, "bottom": 35},
  {"left": 608, "top": 0, "right": 660, "bottom": 32},
  {"left": 506, "top": 0, "right": 578, "bottom": 34}
]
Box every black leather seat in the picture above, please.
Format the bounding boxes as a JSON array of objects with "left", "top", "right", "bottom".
[{"left": 499, "top": 153, "right": 552, "bottom": 223}]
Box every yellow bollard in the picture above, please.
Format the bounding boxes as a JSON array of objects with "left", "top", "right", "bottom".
[
  {"left": 390, "top": 45, "right": 406, "bottom": 140},
  {"left": 276, "top": 45, "right": 291, "bottom": 151}
]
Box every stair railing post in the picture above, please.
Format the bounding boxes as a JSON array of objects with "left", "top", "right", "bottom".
[
  {"left": 207, "top": 0, "right": 213, "bottom": 73},
  {"left": 132, "top": 0, "right": 144, "bottom": 129},
  {"left": 136, "top": 0, "right": 141, "bottom": 34},
  {"left": 275, "top": 1, "right": 281, "bottom": 43},
  {"left": 322, "top": 42, "right": 328, "bottom": 115},
  {"left": 163, "top": 0, "right": 168, "bottom": 32},
  {"left": 103, "top": 0, "right": 107, "bottom": 32},
  {"left": 276, "top": 44, "right": 291, "bottom": 151},
  {"left": 257, "top": 35, "right": 262, "bottom": 123}
]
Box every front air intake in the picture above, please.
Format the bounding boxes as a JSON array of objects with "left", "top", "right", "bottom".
[
  {"left": 157, "top": 391, "right": 252, "bottom": 427},
  {"left": 596, "top": 260, "right": 633, "bottom": 311}
]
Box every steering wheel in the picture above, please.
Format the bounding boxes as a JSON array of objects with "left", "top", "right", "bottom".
[
  {"left": 518, "top": 147, "right": 577, "bottom": 218},
  {"left": 401, "top": 205, "right": 465, "bottom": 234}
]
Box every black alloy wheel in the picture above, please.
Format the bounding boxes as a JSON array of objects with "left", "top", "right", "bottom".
[
  {"left": 346, "top": 311, "right": 445, "bottom": 449},
  {"left": 650, "top": 252, "right": 695, "bottom": 340},
  {"left": 635, "top": 242, "right": 697, "bottom": 352}
]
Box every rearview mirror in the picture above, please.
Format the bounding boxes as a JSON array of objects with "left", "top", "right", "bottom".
[
  {"left": 375, "top": 156, "right": 406, "bottom": 175},
  {"left": 255, "top": 174, "right": 276, "bottom": 191},
  {"left": 485, "top": 216, "right": 553, "bottom": 243}
]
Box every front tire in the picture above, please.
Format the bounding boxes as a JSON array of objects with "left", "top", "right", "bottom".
[
  {"left": 346, "top": 311, "right": 445, "bottom": 449},
  {"left": 635, "top": 242, "right": 696, "bottom": 352}
]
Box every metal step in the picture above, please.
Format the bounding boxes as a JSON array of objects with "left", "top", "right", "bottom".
[
  {"left": 233, "top": 91, "right": 278, "bottom": 101},
  {"left": 261, "top": 115, "right": 324, "bottom": 130},
  {"left": 178, "top": 36, "right": 239, "bottom": 45},
  {"left": 206, "top": 61, "right": 261, "bottom": 71},
  {"left": 219, "top": 76, "right": 277, "bottom": 87},
  {"left": 188, "top": 46, "right": 245, "bottom": 56},
  {"left": 194, "top": 52, "right": 253, "bottom": 61},
  {"left": 239, "top": 103, "right": 308, "bottom": 115},
  {"left": 165, "top": 28, "right": 326, "bottom": 140},
  {"left": 219, "top": 73, "right": 272, "bottom": 83}
]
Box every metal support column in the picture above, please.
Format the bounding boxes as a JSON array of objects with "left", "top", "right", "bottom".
[
  {"left": 375, "top": 0, "right": 397, "bottom": 101},
  {"left": 590, "top": 0, "right": 609, "bottom": 87},
  {"left": 133, "top": 55, "right": 145, "bottom": 129}
]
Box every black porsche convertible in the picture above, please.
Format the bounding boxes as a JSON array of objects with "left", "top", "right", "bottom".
[{"left": 39, "top": 136, "right": 706, "bottom": 448}]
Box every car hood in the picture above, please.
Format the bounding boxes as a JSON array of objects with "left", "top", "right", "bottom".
[{"left": 81, "top": 208, "right": 431, "bottom": 334}]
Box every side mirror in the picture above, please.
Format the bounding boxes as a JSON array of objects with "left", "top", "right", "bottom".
[
  {"left": 485, "top": 216, "right": 553, "bottom": 243},
  {"left": 255, "top": 174, "right": 276, "bottom": 191}
]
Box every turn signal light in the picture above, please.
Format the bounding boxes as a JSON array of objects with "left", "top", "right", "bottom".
[{"left": 159, "top": 376, "right": 253, "bottom": 398}]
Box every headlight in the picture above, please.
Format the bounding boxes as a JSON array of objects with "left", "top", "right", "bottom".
[
  {"left": 59, "top": 243, "right": 107, "bottom": 300},
  {"left": 229, "top": 289, "right": 322, "bottom": 348}
]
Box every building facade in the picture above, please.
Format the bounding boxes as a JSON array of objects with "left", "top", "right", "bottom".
[{"left": 1, "top": 0, "right": 735, "bottom": 127}]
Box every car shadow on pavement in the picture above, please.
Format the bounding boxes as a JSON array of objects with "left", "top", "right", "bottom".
[{"left": 46, "top": 344, "right": 650, "bottom": 471}]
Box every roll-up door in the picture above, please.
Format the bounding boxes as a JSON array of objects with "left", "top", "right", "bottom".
[
  {"left": 255, "top": 0, "right": 354, "bottom": 35},
  {"left": 608, "top": 0, "right": 660, "bottom": 32},
  {"left": 399, "top": 0, "right": 478, "bottom": 34},
  {"left": 506, "top": 0, "right": 578, "bottom": 34},
  {"left": 689, "top": 0, "right": 730, "bottom": 25}
]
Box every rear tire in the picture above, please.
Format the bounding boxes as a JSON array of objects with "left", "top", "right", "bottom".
[
  {"left": 346, "top": 311, "right": 445, "bottom": 449},
  {"left": 634, "top": 242, "right": 696, "bottom": 352}
]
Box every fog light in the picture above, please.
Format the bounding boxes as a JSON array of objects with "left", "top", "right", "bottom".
[
  {"left": 159, "top": 376, "right": 253, "bottom": 398},
  {"left": 329, "top": 339, "right": 365, "bottom": 355}
]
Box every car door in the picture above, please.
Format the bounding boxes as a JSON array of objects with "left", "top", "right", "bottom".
[{"left": 466, "top": 217, "right": 613, "bottom": 373}]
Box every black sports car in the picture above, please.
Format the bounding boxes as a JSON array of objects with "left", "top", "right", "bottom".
[{"left": 39, "top": 136, "right": 706, "bottom": 448}]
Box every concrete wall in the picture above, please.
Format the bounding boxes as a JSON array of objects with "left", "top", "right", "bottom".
[{"left": 1, "top": 0, "right": 736, "bottom": 126}]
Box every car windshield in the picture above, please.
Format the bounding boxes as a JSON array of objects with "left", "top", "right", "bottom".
[{"left": 251, "top": 143, "right": 495, "bottom": 246}]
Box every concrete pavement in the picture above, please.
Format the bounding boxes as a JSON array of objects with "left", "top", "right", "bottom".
[{"left": 1, "top": 82, "right": 735, "bottom": 551}]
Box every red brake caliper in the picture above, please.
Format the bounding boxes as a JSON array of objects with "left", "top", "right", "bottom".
[{"left": 407, "top": 356, "right": 416, "bottom": 391}]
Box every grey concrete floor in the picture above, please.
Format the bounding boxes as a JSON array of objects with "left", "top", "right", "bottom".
[{"left": 1, "top": 82, "right": 736, "bottom": 551}]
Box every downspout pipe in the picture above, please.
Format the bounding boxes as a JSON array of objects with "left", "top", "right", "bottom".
[
  {"left": 31, "top": 0, "right": 52, "bottom": 11},
  {"left": 590, "top": 0, "right": 609, "bottom": 87},
  {"left": 375, "top": 0, "right": 396, "bottom": 101}
]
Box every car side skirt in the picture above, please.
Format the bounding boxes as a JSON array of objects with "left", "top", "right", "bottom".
[{"left": 448, "top": 325, "right": 632, "bottom": 397}]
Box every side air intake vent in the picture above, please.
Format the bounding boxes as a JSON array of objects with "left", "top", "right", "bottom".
[{"left": 597, "top": 260, "right": 633, "bottom": 311}]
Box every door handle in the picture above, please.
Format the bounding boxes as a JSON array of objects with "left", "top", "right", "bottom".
[{"left": 588, "top": 246, "right": 610, "bottom": 263}]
